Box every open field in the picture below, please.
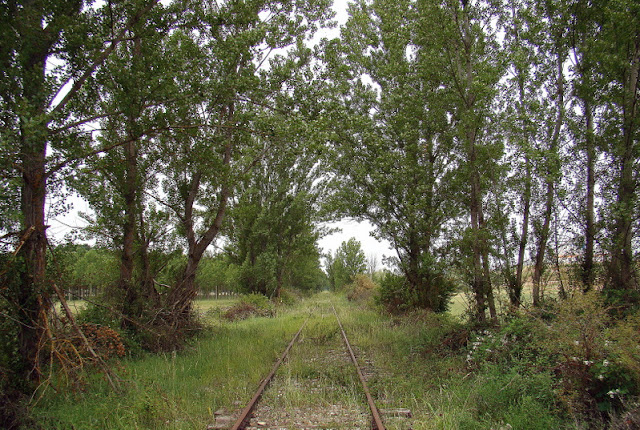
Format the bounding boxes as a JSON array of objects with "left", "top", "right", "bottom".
[
  {"left": 53, "top": 297, "right": 237, "bottom": 317},
  {"left": 193, "top": 297, "right": 238, "bottom": 313}
]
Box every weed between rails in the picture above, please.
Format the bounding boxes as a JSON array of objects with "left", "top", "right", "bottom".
[{"left": 249, "top": 307, "right": 370, "bottom": 428}]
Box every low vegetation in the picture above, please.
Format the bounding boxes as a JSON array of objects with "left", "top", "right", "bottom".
[{"left": 17, "top": 291, "right": 638, "bottom": 429}]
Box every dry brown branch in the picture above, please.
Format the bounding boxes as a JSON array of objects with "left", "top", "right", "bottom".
[
  {"left": 51, "top": 283, "right": 121, "bottom": 392},
  {"left": 12, "top": 226, "right": 35, "bottom": 257}
]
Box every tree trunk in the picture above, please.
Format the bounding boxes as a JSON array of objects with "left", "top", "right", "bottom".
[
  {"left": 582, "top": 99, "right": 596, "bottom": 292},
  {"left": 17, "top": 141, "right": 50, "bottom": 383},
  {"left": 532, "top": 183, "right": 553, "bottom": 306},
  {"left": 510, "top": 1, "right": 531, "bottom": 308},
  {"left": 139, "top": 211, "right": 159, "bottom": 304},
  {"left": 514, "top": 159, "right": 531, "bottom": 307},
  {"left": 469, "top": 143, "right": 488, "bottom": 322},
  {"left": 532, "top": 45, "right": 564, "bottom": 306},
  {"left": 119, "top": 137, "right": 140, "bottom": 322},
  {"left": 168, "top": 105, "right": 234, "bottom": 320},
  {"left": 14, "top": 7, "right": 55, "bottom": 383},
  {"left": 607, "top": 35, "right": 639, "bottom": 294}
]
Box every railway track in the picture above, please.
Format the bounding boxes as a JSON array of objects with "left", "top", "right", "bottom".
[{"left": 225, "top": 305, "right": 387, "bottom": 430}]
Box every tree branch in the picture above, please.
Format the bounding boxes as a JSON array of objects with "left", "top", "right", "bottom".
[{"left": 48, "top": 0, "right": 161, "bottom": 116}]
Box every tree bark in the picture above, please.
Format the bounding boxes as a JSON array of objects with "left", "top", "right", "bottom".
[
  {"left": 514, "top": 159, "right": 531, "bottom": 307},
  {"left": 168, "top": 103, "right": 235, "bottom": 319},
  {"left": 532, "top": 45, "right": 564, "bottom": 306},
  {"left": 509, "top": 1, "right": 531, "bottom": 308},
  {"left": 607, "top": 34, "right": 639, "bottom": 294},
  {"left": 582, "top": 99, "right": 596, "bottom": 291},
  {"left": 119, "top": 137, "right": 139, "bottom": 321},
  {"left": 14, "top": 6, "right": 57, "bottom": 383},
  {"left": 8, "top": 0, "right": 159, "bottom": 387}
]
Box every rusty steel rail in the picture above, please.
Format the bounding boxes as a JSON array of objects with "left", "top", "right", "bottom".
[
  {"left": 230, "top": 318, "right": 308, "bottom": 430},
  {"left": 332, "top": 305, "right": 386, "bottom": 430}
]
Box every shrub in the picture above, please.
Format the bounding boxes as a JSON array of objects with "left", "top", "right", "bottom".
[
  {"left": 462, "top": 314, "right": 567, "bottom": 427},
  {"left": 222, "top": 294, "right": 274, "bottom": 321},
  {"left": 465, "top": 314, "right": 551, "bottom": 372},
  {"left": 376, "top": 270, "right": 454, "bottom": 314},
  {"left": 411, "top": 310, "right": 467, "bottom": 356},
  {"left": 376, "top": 273, "right": 413, "bottom": 314},
  {"left": 345, "top": 274, "right": 378, "bottom": 303},
  {"left": 542, "top": 292, "right": 640, "bottom": 423},
  {"left": 275, "top": 288, "right": 300, "bottom": 306}
]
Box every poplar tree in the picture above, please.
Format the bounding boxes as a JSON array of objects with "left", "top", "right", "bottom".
[
  {"left": 324, "top": 0, "right": 460, "bottom": 311},
  {"left": 0, "top": 0, "right": 164, "bottom": 386}
]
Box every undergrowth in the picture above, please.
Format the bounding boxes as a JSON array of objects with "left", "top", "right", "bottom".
[
  {"left": 23, "top": 291, "right": 640, "bottom": 429},
  {"left": 30, "top": 295, "right": 309, "bottom": 429}
]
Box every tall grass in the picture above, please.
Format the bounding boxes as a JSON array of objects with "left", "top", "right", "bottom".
[
  {"left": 334, "top": 296, "right": 570, "bottom": 430},
  {"left": 35, "top": 292, "right": 579, "bottom": 429},
  {"left": 33, "top": 302, "right": 309, "bottom": 429}
]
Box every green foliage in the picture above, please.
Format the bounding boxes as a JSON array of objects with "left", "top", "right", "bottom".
[
  {"left": 345, "top": 273, "right": 378, "bottom": 304},
  {"left": 466, "top": 315, "right": 553, "bottom": 372},
  {"left": 376, "top": 272, "right": 412, "bottom": 314},
  {"left": 326, "top": 238, "right": 367, "bottom": 290},
  {"left": 545, "top": 292, "right": 639, "bottom": 420},
  {"left": 63, "top": 246, "right": 119, "bottom": 297},
  {"left": 376, "top": 266, "right": 454, "bottom": 314},
  {"left": 464, "top": 292, "right": 640, "bottom": 424},
  {"left": 225, "top": 131, "right": 326, "bottom": 297},
  {"left": 195, "top": 254, "right": 236, "bottom": 295}
]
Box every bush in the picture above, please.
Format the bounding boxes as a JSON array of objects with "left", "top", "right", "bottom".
[
  {"left": 345, "top": 274, "right": 378, "bottom": 303},
  {"left": 465, "top": 314, "right": 551, "bottom": 372},
  {"left": 545, "top": 292, "right": 624, "bottom": 421},
  {"left": 275, "top": 288, "right": 300, "bottom": 306},
  {"left": 461, "top": 313, "right": 568, "bottom": 428},
  {"left": 462, "top": 292, "right": 640, "bottom": 426},
  {"left": 376, "top": 272, "right": 413, "bottom": 314},
  {"left": 376, "top": 264, "right": 455, "bottom": 314},
  {"left": 222, "top": 294, "right": 275, "bottom": 321}
]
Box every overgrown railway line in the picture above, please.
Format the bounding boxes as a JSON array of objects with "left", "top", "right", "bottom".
[{"left": 223, "top": 304, "right": 387, "bottom": 430}]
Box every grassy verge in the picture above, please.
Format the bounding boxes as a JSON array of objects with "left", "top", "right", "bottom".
[
  {"left": 33, "top": 299, "right": 310, "bottom": 429},
  {"left": 193, "top": 297, "right": 238, "bottom": 313},
  {"left": 335, "top": 296, "right": 570, "bottom": 430}
]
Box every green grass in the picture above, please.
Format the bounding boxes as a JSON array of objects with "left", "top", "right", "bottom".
[
  {"left": 34, "top": 292, "right": 573, "bottom": 429},
  {"left": 33, "top": 300, "right": 309, "bottom": 429},
  {"left": 193, "top": 297, "right": 237, "bottom": 313},
  {"left": 333, "top": 296, "right": 570, "bottom": 430},
  {"left": 53, "top": 299, "right": 88, "bottom": 315}
]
